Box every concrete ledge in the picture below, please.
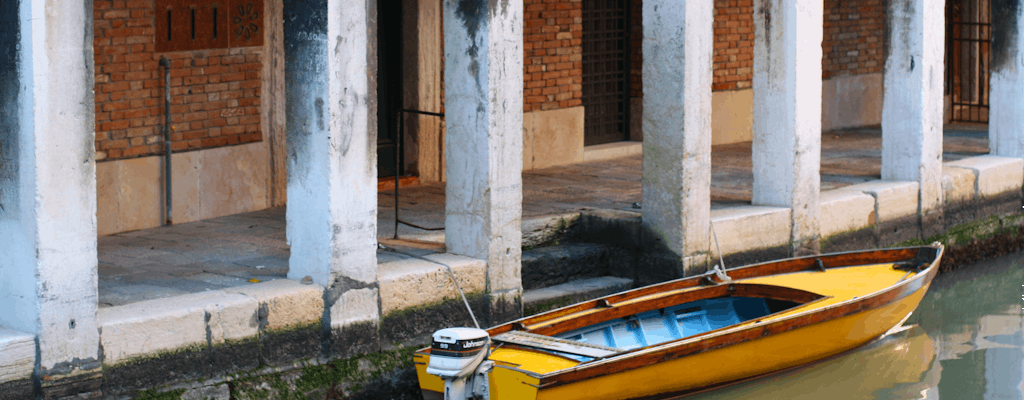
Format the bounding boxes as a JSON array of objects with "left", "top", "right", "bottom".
[
  {"left": 99, "top": 294, "right": 213, "bottom": 366},
  {"left": 522, "top": 212, "right": 581, "bottom": 248},
  {"left": 223, "top": 279, "right": 324, "bottom": 332},
  {"left": 943, "top": 165, "right": 977, "bottom": 204},
  {"left": 378, "top": 253, "right": 486, "bottom": 316},
  {"left": 946, "top": 155, "right": 1024, "bottom": 197},
  {"left": 711, "top": 206, "right": 791, "bottom": 257},
  {"left": 841, "top": 180, "right": 919, "bottom": 222},
  {"left": 522, "top": 243, "right": 609, "bottom": 290},
  {"left": 0, "top": 328, "right": 34, "bottom": 385},
  {"left": 819, "top": 189, "right": 876, "bottom": 238},
  {"left": 583, "top": 141, "right": 642, "bottom": 162},
  {"left": 523, "top": 276, "right": 633, "bottom": 315}
]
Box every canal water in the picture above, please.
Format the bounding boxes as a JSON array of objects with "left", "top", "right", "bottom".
[{"left": 687, "top": 250, "right": 1024, "bottom": 400}]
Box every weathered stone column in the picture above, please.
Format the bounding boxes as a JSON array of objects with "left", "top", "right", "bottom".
[
  {"left": 882, "top": 0, "right": 944, "bottom": 236},
  {"left": 284, "top": 0, "right": 379, "bottom": 352},
  {"left": 0, "top": 0, "right": 101, "bottom": 391},
  {"left": 444, "top": 0, "right": 524, "bottom": 323},
  {"left": 990, "top": 1, "right": 1024, "bottom": 158},
  {"left": 640, "top": 0, "right": 713, "bottom": 280},
  {"left": 752, "top": 0, "right": 823, "bottom": 256}
]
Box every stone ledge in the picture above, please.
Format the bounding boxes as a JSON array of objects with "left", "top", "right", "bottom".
[
  {"left": 223, "top": 279, "right": 324, "bottom": 332},
  {"left": 947, "top": 155, "right": 1024, "bottom": 197},
  {"left": 0, "top": 328, "right": 34, "bottom": 384},
  {"left": 841, "top": 180, "right": 919, "bottom": 222},
  {"left": 820, "top": 189, "right": 876, "bottom": 238},
  {"left": 378, "top": 253, "right": 486, "bottom": 316},
  {"left": 583, "top": 141, "right": 642, "bottom": 162},
  {"left": 99, "top": 280, "right": 323, "bottom": 366},
  {"left": 942, "top": 165, "right": 977, "bottom": 204},
  {"left": 710, "top": 206, "right": 791, "bottom": 257},
  {"left": 523, "top": 276, "right": 633, "bottom": 311}
]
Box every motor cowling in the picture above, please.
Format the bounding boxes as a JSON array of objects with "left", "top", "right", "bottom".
[
  {"left": 426, "top": 327, "right": 494, "bottom": 399},
  {"left": 426, "top": 327, "right": 490, "bottom": 379}
]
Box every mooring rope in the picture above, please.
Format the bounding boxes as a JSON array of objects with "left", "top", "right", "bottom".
[{"left": 378, "top": 243, "right": 480, "bottom": 329}]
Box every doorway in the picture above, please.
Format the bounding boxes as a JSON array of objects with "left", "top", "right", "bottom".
[
  {"left": 947, "top": 0, "right": 991, "bottom": 123},
  {"left": 582, "top": 0, "right": 631, "bottom": 146},
  {"left": 378, "top": 0, "right": 404, "bottom": 178}
]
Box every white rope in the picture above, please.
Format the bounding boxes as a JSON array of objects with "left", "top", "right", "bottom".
[{"left": 378, "top": 244, "right": 480, "bottom": 329}]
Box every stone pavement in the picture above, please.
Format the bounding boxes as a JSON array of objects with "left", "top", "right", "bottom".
[{"left": 98, "top": 126, "right": 989, "bottom": 307}]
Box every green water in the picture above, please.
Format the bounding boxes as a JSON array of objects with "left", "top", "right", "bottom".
[{"left": 686, "top": 251, "right": 1024, "bottom": 400}]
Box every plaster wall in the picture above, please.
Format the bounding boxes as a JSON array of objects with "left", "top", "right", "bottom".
[
  {"left": 882, "top": 0, "right": 945, "bottom": 215},
  {"left": 989, "top": 0, "right": 1024, "bottom": 157},
  {"left": 443, "top": 0, "right": 525, "bottom": 296},
  {"left": 711, "top": 89, "right": 754, "bottom": 145},
  {"left": 523, "top": 106, "right": 585, "bottom": 170},
  {"left": 641, "top": 0, "right": 713, "bottom": 273},
  {"left": 752, "top": 0, "right": 823, "bottom": 254},
  {"left": 822, "top": 73, "right": 883, "bottom": 131},
  {"left": 0, "top": 0, "right": 101, "bottom": 375},
  {"left": 96, "top": 141, "right": 271, "bottom": 236},
  {"left": 283, "top": 0, "right": 379, "bottom": 328}
]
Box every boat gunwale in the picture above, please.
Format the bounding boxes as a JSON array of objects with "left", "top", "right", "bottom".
[
  {"left": 486, "top": 246, "right": 930, "bottom": 337},
  {"left": 413, "top": 245, "right": 943, "bottom": 389},
  {"left": 532, "top": 245, "right": 943, "bottom": 387}
]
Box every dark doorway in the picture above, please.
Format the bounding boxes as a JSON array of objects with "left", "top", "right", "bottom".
[
  {"left": 948, "top": 0, "right": 991, "bottom": 123},
  {"left": 378, "top": 1, "right": 404, "bottom": 178},
  {"left": 582, "top": 0, "right": 630, "bottom": 146}
]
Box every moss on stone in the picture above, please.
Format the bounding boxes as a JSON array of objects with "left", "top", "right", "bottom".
[
  {"left": 524, "top": 296, "right": 577, "bottom": 316},
  {"left": 381, "top": 291, "right": 487, "bottom": 321},
  {"left": 231, "top": 345, "right": 421, "bottom": 400},
  {"left": 103, "top": 343, "right": 207, "bottom": 371},
  {"left": 134, "top": 388, "right": 187, "bottom": 400}
]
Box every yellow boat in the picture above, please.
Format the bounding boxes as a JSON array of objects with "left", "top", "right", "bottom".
[{"left": 414, "top": 244, "right": 943, "bottom": 400}]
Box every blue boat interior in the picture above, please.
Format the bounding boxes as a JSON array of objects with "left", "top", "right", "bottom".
[{"left": 555, "top": 297, "right": 801, "bottom": 359}]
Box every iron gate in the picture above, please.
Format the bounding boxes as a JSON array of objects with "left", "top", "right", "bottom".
[
  {"left": 948, "top": 0, "right": 991, "bottom": 123},
  {"left": 582, "top": 0, "right": 630, "bottom": 146}
]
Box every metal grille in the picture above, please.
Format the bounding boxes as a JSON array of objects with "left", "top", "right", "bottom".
[
  {"left": 582, "top": 0, "right": 629, "bottom": 146},
  {"left": 948, "top": 0, "right": 991, "bottom": 123}
]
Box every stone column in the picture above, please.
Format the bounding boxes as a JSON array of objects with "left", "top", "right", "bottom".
[
  {"left": 0, "top": 0, "right": 101, "bottom": 389},
  {"left": 881, "top": 0, "right": 944, "bottom": 235},
  {"left": 640, "top": 0, "right": 713, "bottom": 280},
  {"left": 284, "top": 0, "right": 379, "bottom": 346},
  {"left": 443, "top": 0, "right": 524, "bottom": 323},
  {"left": 752, "top": 0, "right": 823, "bottom": 256},
  {"left": 990, "top": 1, "right": 1024, "bottom": 158}
]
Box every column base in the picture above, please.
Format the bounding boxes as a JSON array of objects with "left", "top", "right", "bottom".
[{"left": 487, "top": 290, "right": 523, "bottom": 326}]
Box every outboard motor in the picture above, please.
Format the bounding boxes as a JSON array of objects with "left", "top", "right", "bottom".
[{"left": 426, "top": 327, "right": 493, "bottom": 399}]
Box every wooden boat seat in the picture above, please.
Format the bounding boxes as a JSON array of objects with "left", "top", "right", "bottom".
[{"left": 491, "top": 330, "right": 620, "bottom": 359}]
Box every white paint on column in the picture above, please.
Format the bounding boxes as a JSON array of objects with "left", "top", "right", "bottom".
[
  {"left": 641, "top": 0, "right": 713, "bottom": 272},
  {"left": 284, "top": 0, "right": 378, "bottom": 327},
  {"left": 443, "top": 0, "right": 524, "bottom": 297},
  {"left": 0, "top": 0, "right": 100, "bottom": 374},
  {"left": 752, "top": 0, "right": 823, "bottom": 253},
  {"left": 990, "top": 1, "right": 1024, "bottom": 158},
  {"left": 882, "top": 0, "right": 944, "bottom": 213}
]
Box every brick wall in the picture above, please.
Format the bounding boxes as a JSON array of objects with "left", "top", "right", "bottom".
[
  {"left": 93, "top": 0, "right": 262, "bottom": 161},
  {"left": 822, "top": 0, "right": 885, "bottom": 79},
  {"left": 713, "top": 0, "right": 754, "bottom": 91},
  {"left": 523, "top": 0, "right": 583, "bottom": 112}
]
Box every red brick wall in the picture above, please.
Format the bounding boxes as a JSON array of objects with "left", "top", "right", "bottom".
[
  {"left": 822, "top": 0, "right": 885, "bottom": 79},
  {"left": 93, "top": 0, "right": 262, "bottom": 161},
  {"left": 713, "top": 0, "right": 754, "bottom": 91},
  {"left": 523, "top": 0, "right": 583, "bottom": 112}
]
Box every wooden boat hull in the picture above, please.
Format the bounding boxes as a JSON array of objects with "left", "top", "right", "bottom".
[{"left": 415, "top": 245, "right": 942, "bottom": 400}]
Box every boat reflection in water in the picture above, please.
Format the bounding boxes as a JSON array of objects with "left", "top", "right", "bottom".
[
  {"left": 691, "top": 249, "right": 1024, "bottom": 400},
  {"left": 684, "top": 325, "right": 939, "bottom": 400}
]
